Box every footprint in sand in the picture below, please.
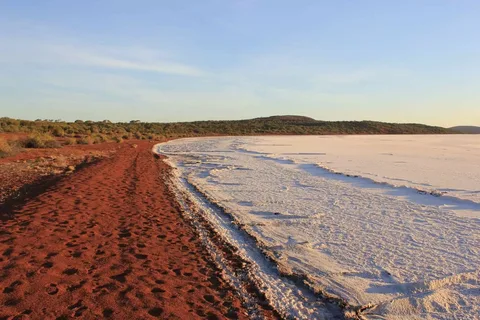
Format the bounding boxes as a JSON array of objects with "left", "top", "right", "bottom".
[
  {"left": 68, "top": 300, "right": 88, "bottom": 317},
  {"left": 67, "top": 280, "right": 87, "bottom": 292},
  {"left": 103, "top": 308, "right": 114, "bottom": 318},
  {"left": 63, "top": 267, "right": 79, "bottom": 275},
  {"left": 4, "top": 298, "right": 21, "bottom": 306},
  {"left": 148, "top": 307, "right": 163, "bottom": 317},
  {"left": 151, "top": 287, "right": 166, "bottom": 294},
  {"left": 110, "top": 269, "right": 131, "bottom": 283},
  {"left": 72, "top": 251, "right": 82, "bottom": 258},
  {"left": 204, "top": 294, "right": 216, "bottom": 304},
  {"left": 118, "top": 229, "right": 131, "bottom": 238},
  {"left": 3, "top": 247, "right": 14, "bottom": 257},
  {"left": 46, "top": 252, "right": 58, "bottom": 258},
  {"left": 3, "top": 280, "right": 22, "bottom": 293},
  {"left": 46, "top": 283, "right": 59, "bottom": 295}
]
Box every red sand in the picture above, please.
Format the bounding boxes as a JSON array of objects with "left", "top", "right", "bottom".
[{"left": 0, "top": 141, "right": 255, "bottom": 319}]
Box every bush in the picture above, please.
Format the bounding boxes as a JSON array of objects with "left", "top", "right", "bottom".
[
  {"left": 0, "top": 138, "right": 13, "bottom": 157},
  {"left": 52, "top": 127, "right": 65, "bottom": 137},
  {"left": 112, "top": 136, "right": 123, "bottom": 143},
  {"left": 93, "top": 134, "right": 107, "bottom": 144},
  {"left": 64, "top": 137, "right": 77, "bottom": 145},
  {"left": 21, "top": 134, "right": 60, "bottom": 148},
  {"left": 77, "top": 136, "right": 93, "bottom": 145}
]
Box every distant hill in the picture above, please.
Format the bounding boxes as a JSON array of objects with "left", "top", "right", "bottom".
[
  {"left": 253, "top": 115, "right": 316, "bottom": 122},
  {"left": 0, "top": 116, "right": 456, "bottom": 139},
  {"left": 450, "top": 126, "right": 480, "bottom": 134}
]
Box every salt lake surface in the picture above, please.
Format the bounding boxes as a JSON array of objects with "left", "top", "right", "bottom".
[{"left": 156, "top": 135, "right": 480, "bottom": 319}]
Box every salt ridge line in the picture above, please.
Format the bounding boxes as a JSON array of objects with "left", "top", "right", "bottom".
[
  {"left": 231, "top": 144, "right": 480, "bottom": 218},
  {"left": 236, "top": 135, "right": 480, "bottom": 207},
  {"left": 154, "top": 145, "right": 352, "bottom": 320},
  {"left": 237, "top": 152, "right": 480, "bottom": 219},
  {"left": 305, "top": 163, "right": 480, "bottom": 215}
]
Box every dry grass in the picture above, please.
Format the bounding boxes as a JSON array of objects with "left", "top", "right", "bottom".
[
  {"left": 21, "top": 133, "right": 60, "bottom": 148},
  {"left": 64, "top": 137, "right": 77, "bottom": 146},
  {"left": 77, "top": 136, "right": 94, "bottom": 145},
  {"left": 0, "top": 137, "right": 13, "bottom": 158},
  {"left": 93, "top": 134, "right": 108, "bottom": 144},
  {"left": 112, "top": 136, "right": 123, "bottom": 143}
]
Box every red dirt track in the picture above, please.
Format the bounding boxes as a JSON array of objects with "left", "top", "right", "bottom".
[{"left": 0, "top": 141, "right": 249, "bottom": 319}]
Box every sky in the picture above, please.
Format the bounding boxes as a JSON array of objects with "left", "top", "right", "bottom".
[{"left": 0, "top": 1, "right": 479, "bottom": 126}]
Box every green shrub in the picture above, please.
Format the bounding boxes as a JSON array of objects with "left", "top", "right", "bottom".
[
  {"left": 0, "top": 116, "right": 456, "bottom": 138},
  {"left": 21, "top": 133, "right": 60, "bottom": 148},
  {"left": 0, "top": 137, "right": 13, "bottom": 157},
  {"left": 52, "top": 127, "right": 65, "bottom": 137},
  {"left": 77, "top": 136, "right": 93, "bottom": 145},
  {"left": 112, "top": 136, "right": 123, "bottom": 143},
  {"left": 64, "top": 137, "right": 77, "bottom": 145},
  {"left": 93, "top": 134, "right": 107, "bottom": 144}
]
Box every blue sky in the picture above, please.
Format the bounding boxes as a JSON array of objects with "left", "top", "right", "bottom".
[{"left": 1, "top": 1, "right": 479, "bottom": 126}]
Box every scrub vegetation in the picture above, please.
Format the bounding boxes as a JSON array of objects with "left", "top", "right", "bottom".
[
  {"left": 0, "top": 115, "right": 455, "bottom": 157},
  {"left": 1, "top": 115, "right": 455, "bottom": 141}
]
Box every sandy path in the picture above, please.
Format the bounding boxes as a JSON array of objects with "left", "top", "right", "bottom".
[{"left": 0, "top": 142, "right": 250, "bottom": 319}]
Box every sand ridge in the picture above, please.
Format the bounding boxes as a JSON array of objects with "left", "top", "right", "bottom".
[{"left": 0, "top": 141, "right": 251, "bottom": 319}]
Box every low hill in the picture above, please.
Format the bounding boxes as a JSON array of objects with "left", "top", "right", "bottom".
[
  {"left": 253, "top": 115, "right": 316, "bottom": 122},
  {"left": 0, "top": 116, "right": 456, "bottom": 139},
  {"left": 450, "top": 126, "right": 480, "bottom": 134}
]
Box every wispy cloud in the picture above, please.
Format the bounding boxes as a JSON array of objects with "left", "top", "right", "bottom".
[
  {"left": 49, "top": 45, "right": 204, "bottom": 76},
  {"left": 0, "top": 30, "right": 204, "bottom": 77}
]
